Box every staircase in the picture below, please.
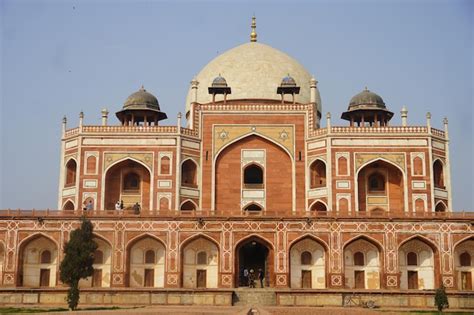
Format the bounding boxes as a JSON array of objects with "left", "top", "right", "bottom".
[{"left": 233, "top": 288, "right": 276, "bottom": 306}]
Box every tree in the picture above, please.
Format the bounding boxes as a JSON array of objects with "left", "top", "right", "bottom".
[
  {"left": 434, "top": 285, "right": 449, "bottom": 312},
  {"left": 60, "top": 216, "right": 98, "bottom": 310}
]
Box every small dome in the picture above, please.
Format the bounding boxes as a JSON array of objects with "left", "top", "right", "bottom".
[
  {"left": 280, "top": 75, "right": 297, "bottom": 87},
  {"left": 212, "top": 75, "right": 228, "bottom": 87},
  {"left": 123, "top": 86, "right": 160, "bottom": 110},
  {"left": 348, "top": 88, "right": 386, "bottom": 110}
]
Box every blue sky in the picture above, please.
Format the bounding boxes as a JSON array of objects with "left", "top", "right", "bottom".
[{"left": 1, "top": 0, "right": 472, "bottom": 210}]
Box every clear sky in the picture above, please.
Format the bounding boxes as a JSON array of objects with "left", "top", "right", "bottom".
[{"left": 1, "top": 0, "right": 472, "bottom": 211}]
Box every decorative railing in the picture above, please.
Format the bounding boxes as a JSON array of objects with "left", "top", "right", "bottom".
[
  {"left": 200, "top": 103, "right": 311, "bottom": 112},
  {"left": 0, "top": 209, "right": 472, "bottom": 220},
  {"left": 64, "top": 127, "right": 79, "bottom": 137},
  {"left": 431, "top": 128, "right": 445, "bottom": 138},
  {"left": 81, "top": 125, "right": 178, "bottom": 133},
  {"left": 330, "top": 126, "right": 428, "bottom": 134},
  {"left": 180, "top": 127, "right": 199, "bottom": 137}
]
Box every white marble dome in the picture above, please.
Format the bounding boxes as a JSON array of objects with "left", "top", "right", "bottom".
[{"left": 185, "top": 42, "right": 321, "bottom": 115}]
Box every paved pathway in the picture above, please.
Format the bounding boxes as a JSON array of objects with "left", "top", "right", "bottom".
[{"left": 29, "top": 305, "right": 451, "bottom": 315}]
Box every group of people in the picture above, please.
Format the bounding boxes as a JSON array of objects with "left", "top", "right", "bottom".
[
  {"left": 241, "top": 267, "right": 265, "bottom": 288},
  {"left": 115, "top": 200, "right": 141, "bottom": 214}
]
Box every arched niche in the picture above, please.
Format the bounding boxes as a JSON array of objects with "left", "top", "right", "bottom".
[
  {"left": 182, "top": 236, "right": 219, "bottom": 289},
  {"left": 399, "top": 237, "right": 437, "bottom": 290},
  {"left": 289, "top": 237, "right": 326, "bottom": 289},
  {"left": 127, "top": 235, "right": 165, "bottom": 288},
  {"left": 79, "top": 237, "right": 112, "bottom": 288},
  {"left": 343, "top": 237, "right": 382, "bottom": 289},
  {"left": 18, "top": 235, "right": 58, "bottom": 287},
  {"left": 309, "top": 159, "right": 326, "bottom": 189},
  {"left": 454, "top": 238, "right": 474, "bottom": 291},
  {"left": 104, "top": 159, "right": 151, "bottom": 211},
  {"left": 357, "top": 159, "right": 404, "bottom": 213}
]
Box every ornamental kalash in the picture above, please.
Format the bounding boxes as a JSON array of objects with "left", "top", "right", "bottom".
[{"left": 0, "top": 17, "right": 472, "bottom": 308}]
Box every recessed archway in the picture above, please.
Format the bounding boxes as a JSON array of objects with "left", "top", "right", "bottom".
[
  {"left": 181, "top": 236, "right": 219, "bottom": 289},
  {"left": 343, "top": 236, "right": 382, "bottom": 289},
  {"left": 309, "top": 159, "right": 326, "bottom": 189},
  {"left": 399, "top": 236, "right": 438, "bottom": 290},
  {"left": 435, "top": 201, "right": 447, "bottom": 213},
  {"left": 64, "top": 159, "right": 77, "bottom": 187},
  {"left": 433, "top": 159, "right": 445, "bottom": 189},
  {"left": 235, "top": 236, "right": 274, "bottom": 288},
  {"left": 17, "top": 234, "right": 58, "bottom": 287},
  {"left": 289, "top": 236, "right": 327, "bottom": 289},
  {"left": 357, "top": 159, "right": 405, "bottom": 213},
  {"left": 454, "top": 237, "right": 474, "bottom": 291},
  {"left": 310, "top": 200, "right": 327, "bottom": 212},
  {"left": 126, "top": 234, "right": 166, "bottom": 288},
  {"left": 215, "top": 135, "right": 293, "bottom": 215},
  {"left": 104, "top": 159, "right": 151, "bottom": 211}
]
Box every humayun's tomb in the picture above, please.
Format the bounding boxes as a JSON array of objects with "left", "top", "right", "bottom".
[{"left": 0, "top": 18, "right": 472, "bottom": 308}]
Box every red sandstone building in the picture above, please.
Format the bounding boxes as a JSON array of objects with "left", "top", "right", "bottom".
[{"left": 0, "top": 18, "right": 472, "bottom": 307}]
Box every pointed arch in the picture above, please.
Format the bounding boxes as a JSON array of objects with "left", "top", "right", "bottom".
[
  {"left": 398, "top": 235, "right": 439, "bottom": 253},
  {"left": 433, "top": 158, "right": 445, "bottom": 189},
  {"left": 309, "top": 199, "right": 328, "bottom": 212},
  {"left": 180, "top": 199, "right": 198, "bottom": 211},
  {"left": 343, "top": 235, "right": 384, "bottom": 252},
  {"left": 17, "top": 233, "right": 59, "bottom": 287},
  {"left": 64, "top": 157, "right": 78, "bottom": 187},
  {"left": 180, "top": 233, "right": 220, "bottom": 250},
  {"left": 126, "top": 233, "right": 166, "bottom": 252},
  {"left": 181, "top": 233, "right": 219, "bottom": 288},
  {"left": 234, "top": 234, "right": 275, "bottom": 287},
  {"left": 214, "top": 133, "right": 293, "bottom": 163},
  {"left": 125, "top": 233, "right": 166, "bottom": 288},
  {"left": 309, "top": 158, "right": 327, "bottom": 189},
  {"left": 288, "top": 234, "right": 329, "bottom": 252},
  {"left": 92, "top": 233, "right": 113, "bottom": 248},
  {"left": 243, "top": 202, "right": 263, "bottom": 211},
  {"left": 181, "top": 157, "right": 199, "bottom": 188},
  {"left": 213, "top": 133, "right": 295, "bottom": 213},
  {"left": 355, "top": 157, "right": 407, "bottom": 213},
  {"left": 435, "top": 200, "right": 447, "bottom": 212},
  {"left": 102, "top": 157, "right": 153, "bottom": 211},
  {"left": 62, "top": 199, "right": 75, "bottom": 211},
  {"left": 453, "top": 235, "right": 474, "bottom": 249}
]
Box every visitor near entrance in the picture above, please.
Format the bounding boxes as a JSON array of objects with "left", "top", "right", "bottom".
[{"left": 258, "top": 268, "right": 264, "bottom": 288}]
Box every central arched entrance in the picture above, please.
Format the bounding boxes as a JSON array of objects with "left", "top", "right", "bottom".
[{"left": 235, "top": 236, "right": 273, "bottom": 287}]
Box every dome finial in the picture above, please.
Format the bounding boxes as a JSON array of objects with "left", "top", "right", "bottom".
[{"left": 250, "top": 15, "right": 257, "bottom": 42}]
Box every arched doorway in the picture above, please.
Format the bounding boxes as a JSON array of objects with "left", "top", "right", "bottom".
[
  {"left": 343, "top": 237, "right": 382, "bottom": 289},
  {"left": 18, "top": 235, "right": 58, "bottom": 287},
  {"left": 357, "top": 160, "right": 404, "bottom": 213},
  {"left": 104, "top": 159, "right": 151, "bottom": 211},
  {"left": 235, "top": 236, "right": 273, "bottom": 287},
  {"left": 454, "top": 238, "right": 474, "bottom": 291},
  {"left": 126, "top": 235, "right": 165, "bottom": 288},
  {"left": 78, "top": 237, "right": 112, "bottom": 288},
  {"left": 182, "top": 236, "right": 219, "bottom": 288},
  {"left": 289, "top": 237, "right": 326, "bottom": 289},
  {"left": 399, "top": 237, "right": 437, "bottom": 290}
]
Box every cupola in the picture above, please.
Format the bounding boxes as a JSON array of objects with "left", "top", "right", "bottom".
[
  {"left": 341, "top": 87, "right": 393, "bottom": 127},
  {"left": 116, "top": 86, "right": 167, "bottom": 126},
  {"left": 277, "top": 74, "right": 300, "bottom": 104},
  {"left": 208, "top": 75, "right": 231, "bottom": 104}
]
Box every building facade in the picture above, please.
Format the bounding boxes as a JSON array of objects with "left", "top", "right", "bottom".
[{"left": 0, "top": 18, "right": 473, "bottom": 307}]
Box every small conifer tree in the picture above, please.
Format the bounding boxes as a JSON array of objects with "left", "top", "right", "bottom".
[
  {"left": 60, "top": 216, "right": 98, "bottom": 310},
  {"left": 434, "top": 285, "right": 449, "bottom": 312}
]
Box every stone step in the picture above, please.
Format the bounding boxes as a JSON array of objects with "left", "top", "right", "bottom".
[{"left": 233, "top": 289, "right": 277, "bottom": 306}]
